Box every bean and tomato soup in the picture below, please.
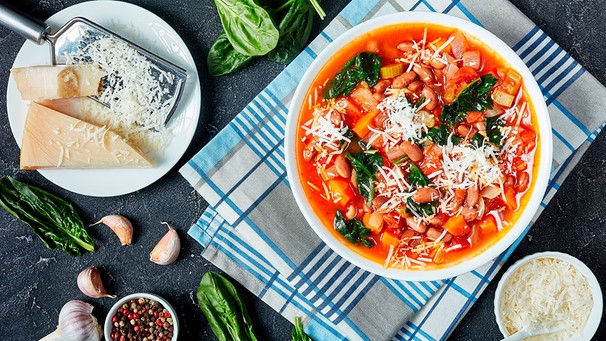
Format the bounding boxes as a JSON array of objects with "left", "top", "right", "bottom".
[{"left": 296, "top": 23, "right": 539, "bottom": 269}]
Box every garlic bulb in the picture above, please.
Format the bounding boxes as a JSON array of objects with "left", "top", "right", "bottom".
[
  {"left": 40, "top": 300, "right": 102, "bottom": 341},
  {"left": 150, "top": 222, "right": 180, "bottom": 265},
  {"left": 90, "top": 214, "right": 133, "bottom": 245},
  {"left": 77, "top": 266, "right": 116, "bottom": 299}
]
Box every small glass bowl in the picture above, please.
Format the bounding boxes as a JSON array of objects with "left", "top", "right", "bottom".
[{"left": 104, "top": 292, "right": 179, "bottom": 341}]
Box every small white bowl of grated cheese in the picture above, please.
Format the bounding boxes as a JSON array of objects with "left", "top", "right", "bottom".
[{"left": 494, "top": 251, "right": 602, "bottom": 340}]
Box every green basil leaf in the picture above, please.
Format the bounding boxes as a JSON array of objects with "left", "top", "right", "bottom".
[
  {"left": 213, "top": 0, "right": 279, "bottom": 56},
  {"left": 0, "top": 176, "right": 94, "bottom": 256},
  {"left": 208, "top": 32, "right": 254, "bottom": 76},
  {"left": 323, "top": 52, "right": 382, "bottom": 99},
  {"left": 267, "top": 0, "right": 314, "bottom": 64}
]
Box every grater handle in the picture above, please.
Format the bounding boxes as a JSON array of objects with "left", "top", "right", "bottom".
[{"left": 0, "top": 2, "right": 50, "bottom": 45}]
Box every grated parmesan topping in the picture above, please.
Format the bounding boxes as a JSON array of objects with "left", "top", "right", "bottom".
[
  {"left": 439, "top": 141, "right": 502, "bottom": 190},
  {"left": 372, "top": 92, "right": 428, "bottom": 148},
  {"left": 302, "top": 107, "right": 350, "bottom": 156},
  {"left": 499, "top": 257, "right": 594, "bottom": 340}
]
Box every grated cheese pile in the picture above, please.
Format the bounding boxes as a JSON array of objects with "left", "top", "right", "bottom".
[
  {"left": 65, "top": 36, "right": 175, "bottom": 155},
  {"left": 499, "top": 257, "right": 593, "bottom": 340}
]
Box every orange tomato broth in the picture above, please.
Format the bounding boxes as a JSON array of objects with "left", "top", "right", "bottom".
[{"left": 295, "top": 22, "right": 541, "bottom": 269}]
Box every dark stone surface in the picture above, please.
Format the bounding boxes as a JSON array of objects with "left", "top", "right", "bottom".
[{"left": 0, "top": 1, "right": 603, "bottom": 340}]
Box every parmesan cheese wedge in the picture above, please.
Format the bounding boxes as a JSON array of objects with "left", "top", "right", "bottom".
[
  {"left": 20, "top": 102, "right": 153, "bottom": 169},
  {"left": 11, "top": 65, "right": 105, "bottom": 100}
]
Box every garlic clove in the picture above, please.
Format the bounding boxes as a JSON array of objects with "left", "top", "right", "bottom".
[
  {"left": 77, "top": 266, "right": 116, "bottom": 299},
  {"left": 150, "top": 222, "right": 180, "bottom": 265},
  {"left": 90, "top": 214, "right": 133, "bottom": 245},
  {"left": 41, "top": 300, "right": 102, "bottom": 341}
]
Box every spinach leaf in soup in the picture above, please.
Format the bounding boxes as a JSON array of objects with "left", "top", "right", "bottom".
[
  {"left": 207, "top": 32, "right": 254, "bottom": 76},
  {"left": 268, "top": 0, "right": 315, "bottom": 64},
  {"left": 346, "top": 150, "right": 384, "bottom": 206},
  {"left": 323, "top": 52, "right": 382, "bottom": 99},
  {"left": 486, "top": 116, "right": 504, "bottom": 148},
  {"left": 0, "top": 176, "right": 94, "bottom": 256},
  {"left": 213, "top": 0, "right": 279, "bottom": 56},
  {"left": 469, "top": 117, "right": 504, "bottom": 149},
  {"left": 441, "top": 74, "right": 499, "bottom": 127},
  {"left": 426, "top": 124, "right": 461, "bottom": 146},
  {"left": 407, "top": 162, "right": 429, "bottom": 187},
  {"left": 406, "top": 197, "right": 438, "bottom": 218},
  {"left": 334, "top": 211, "right": 375, "bottom": 248}
]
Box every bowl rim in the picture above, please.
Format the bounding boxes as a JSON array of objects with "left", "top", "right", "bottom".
[
  {"left": 103, "top": 292, "right": 179, "bottom": 341},
  {"left": 493, "top": 251, "right": 603, "bottom": 339},
  {"left": 285, "top": 11, "right": 553, "bottom": 281}
]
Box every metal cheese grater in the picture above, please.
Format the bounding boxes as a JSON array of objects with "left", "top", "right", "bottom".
[{"left": 0, "top": 2, "right": 187, "bottom": 125}]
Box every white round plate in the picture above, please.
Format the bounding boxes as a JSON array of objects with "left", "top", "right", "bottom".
[{"left": 6, "top": 0, "right": 201, "bottom": 197}]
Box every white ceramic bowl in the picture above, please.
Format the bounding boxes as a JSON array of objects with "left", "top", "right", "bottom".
[
  {"left": 104, "top": 293, "right": 179, "bottom": 341},
  {"left": 285, "top": 11, "right": 553, "bottom": 281},
  {"left": 494, "top": 252, "right": 603, "bottom": 339}
]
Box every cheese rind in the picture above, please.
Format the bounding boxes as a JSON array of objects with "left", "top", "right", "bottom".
[
  {"left": 11, "top": 65, "right": 105, "bottom": 100},
  {"left": 20, "top": 102, "right": 153, "bottom": 169}
]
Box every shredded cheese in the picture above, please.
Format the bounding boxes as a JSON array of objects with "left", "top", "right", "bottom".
[
  {"left": 499, "top": 257, "right": 594, "bottom": 340},
  {"left": 66, "top": 35, "right": 175, "bottom": 156}
]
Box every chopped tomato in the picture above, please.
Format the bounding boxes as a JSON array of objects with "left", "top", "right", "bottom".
[
  {"left": 485, "top": 197, "right": 506, "bottom": 212},
  {"left": 519, "top": 128, "right": 536, "bottom": 153},
  {"left": 504, "top": 186, "right": 518, "bottom": 210},
  {"left": 512, "top": 157, "right": 527, "bottom": 171},
  {"left": 383, "top": 212, "right": 404, "bottom": 232},
  {"left": 466, "top": 111, "right": 484, "bottom": 123},
  {"left": 450, "top": 236, "right": 471, "bottom": 250}
]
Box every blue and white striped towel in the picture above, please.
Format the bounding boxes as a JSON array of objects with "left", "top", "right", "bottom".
[{"left": 180, "top": 0, "right": 606, "bottom": 340}]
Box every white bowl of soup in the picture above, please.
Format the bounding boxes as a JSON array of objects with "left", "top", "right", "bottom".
[{"left": 285, "top": 12, "right": 552, "bottom": 281}]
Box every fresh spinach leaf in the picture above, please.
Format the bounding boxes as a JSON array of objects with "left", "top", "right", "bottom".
[
  {"left": 268, "top": 0, "right": 314, "bottom": 64},
  {"left": 334, "top": 211, "right": 375, "bottom": 248},
  {"left": 213, "top": 0, "right": 279, "bottom": 56},
  {"left": 426, "top": 124, "right": 461, "bottom": 146},
  {"left": 208, "top": 32, "right": 254, "bottom": 76},
  {"left": 346, "top": 151, "right": 383, "bottom": 206},
  {"left": 440, "top": 74, "right": 498, "bottom": 127},
  {"left": 323, "top": 52, "right": 382, "bottom": 99},
  {"left": 406, "top": 197, "right": 438, "bottom": 218},
  {"left": 407, "top": 163, "right": 429, "bottom": 187},
  {"left": 197, "top": 271, "right": 258, "bottom": 341},
  {"left": 471, "top": 132, "right": 485, "bottom": 148},
  {"left": 469, "top": 117, "right": 504, "bottom": 149},
  {"left": 486, "top": 116, "right": 504, "bottom": 148},
  {"left": 0, "top": 176, "right": 94, "bottom": 256}
]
